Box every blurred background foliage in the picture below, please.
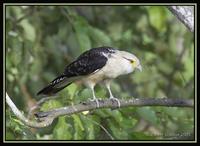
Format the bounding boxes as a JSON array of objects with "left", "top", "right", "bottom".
[{"left": 5, "top": 5, "right": 194, "bottom": 140}]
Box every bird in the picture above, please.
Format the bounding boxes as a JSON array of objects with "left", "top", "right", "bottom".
[{"left": 37, "top": 46, "right": 142, "bottom": 107}]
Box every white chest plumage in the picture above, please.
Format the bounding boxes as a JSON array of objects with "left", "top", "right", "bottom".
[
  {"left": 82, "top": 52, "right": 134, "bottom": 88},
  {"left": 101, "top": 53, "right": 134, "bottom": 78}
]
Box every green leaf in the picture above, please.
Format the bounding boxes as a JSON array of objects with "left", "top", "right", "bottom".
[
  {"left": 13, "top": 118, "right": 25, "bottom": 126},
  {"left": 40, "top": 99, "right": 62, "bottom": 111},
  {"left": 108, "top": 110, "right": 123, "bottom": 124},
  {"left": 121, "top": 117, "right": 138, "bottom": 130},
  {"left": 137, "top": 107, "right": 158, "bottom": 125},
  {"left": 164, "top": 107, "right": 185, "bottom": 119},
  {"left": 145, "top": 51, "right": 157, "bottom": 61},
  {"left": 53, "top": 117, "right": 72, "bottom": 140},
  {"left": 130, "top": 132, "right": 156, "bottom": 140},
  {"left": 148, "top": 6, "right": 167, "bottom": 32},
  {"left": 95, "top": 109, "right": 110, "bottom": 118},
  {"left": 108, "top": 23, "right": 123, "bottom": 41},
  {"left": 81, "top": 115, "right": 101, "bottom": 140},
  {"left": 86, "top": 123, "right": 95, "bottom": 140},
  {"left": 72, "top": 115, "right": 84, "bottom": 140},
  {"left": 107, "top": 119, "right": 128, "bottom": 139},
  {"left": 66, "top": 83, "right": 78, "bottom": 100},
  {"left": 6, "top": 132, "right": 15, "bottom": 140},
  {"left": 81, "top": 116, "right": 98, "bottom": 140},
  {"left": 8, "top": 37, "right": 23, "bottom": 66},
  {"left": 19, "top": 19, "right": 36, "bottom": 42},
  {"left": 72, "top": 115, "right": 84, "bottom": 131},
  {"left": 79, "top": 88, "right": 92, "bottom": 101},
  {"left": 182, "top": 46, "right": 194, "bottom": 82},
  {"left": 142, "top": 33, "right": 153, "bottom": 44},
  {"left": 73, "top": 19, "right": 91, "bottom": 51},
  {"left": 95, "top": 86, "right": 107, "bottom": 98},
  {"left": 7, "top": 6, "right": 23, "bottom": 20},
  {"left": 76, "top": 30, "right": 91, "bottom": 51},
  {"left": 88, "top": 26, "right": 112, "bottom": 46},
  {"left": 7, "top": 73, "right": 15, "bottom": 82}
]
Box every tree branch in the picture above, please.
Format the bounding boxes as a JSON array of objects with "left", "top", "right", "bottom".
[
  {"left": 167, "top": 6, "right": 194, "bottom": 32},
  {"left": 27, "top": 95, "right": 59, "bottom": 119},
  {"left": 6, "top": 92, "right": 193, "bottom": 128},
  {"left": 6, "top": 93, "right": 54, "bottom": 128}
]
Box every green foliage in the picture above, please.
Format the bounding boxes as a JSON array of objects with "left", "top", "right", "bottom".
[
  {"left": 40, "top": 99, "right": 63, "bottom": 112},
  {"left": 53, "top": 117, "right": 72, "bottom": 140},
  {"left": 147, "top": 6, "right": 167, "bottom": 32},
  {"left": 6, "top": 109, "right": 35, "bottom": 140},
  {"left": 6, "top": 6, "right": 194, "bottom": 140},
  {"left": 137, "top": 107, "right": 158, "bottom": 125}
]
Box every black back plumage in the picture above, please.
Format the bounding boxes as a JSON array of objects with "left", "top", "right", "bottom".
[
  {"left": 64, "top": 47, "right": 116, "bottom": 77},
  {"left": 37, "top": 46, "right": 116, "bottom": 96}
]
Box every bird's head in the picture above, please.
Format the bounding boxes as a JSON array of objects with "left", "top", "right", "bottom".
[{"left": 119, "top": 51, "right": 142, "bottom": 72}]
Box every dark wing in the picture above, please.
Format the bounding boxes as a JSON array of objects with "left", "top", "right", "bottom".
[{"left": 64, "top": 47, "right": 115, "bottom": 77}]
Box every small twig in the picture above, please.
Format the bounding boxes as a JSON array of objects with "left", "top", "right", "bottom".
[{"left": 6, "top": 92, "right": 193, "bottom": 128}]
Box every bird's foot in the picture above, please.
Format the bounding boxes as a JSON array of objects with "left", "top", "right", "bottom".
[
  {"left": 89, "top": 98, "right": 100, "bottom": 108},
  {"left": 110, "top": 97, "right": 120, "bottom": 108}
]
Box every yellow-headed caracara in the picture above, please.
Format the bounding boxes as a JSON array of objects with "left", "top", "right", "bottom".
[{"left": 37, "top": 47, "right": 142, "bottom": 107}]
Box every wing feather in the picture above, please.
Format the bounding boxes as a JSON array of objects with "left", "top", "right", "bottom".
[{"left": 64, "top": 47, "right": 115, "bottom": 77}]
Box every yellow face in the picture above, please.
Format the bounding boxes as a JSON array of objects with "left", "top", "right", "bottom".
[
  {"left": 123, "top": 57, "right": 142, "bottom": 72},
  {"left": 123, "top": 57, "right": 137, "bottom": 67},
  {"left": 119, "top": 51, "right": 142, "bottom": 72},
  {"left": 129, "top": 59, "right": 137, "bottom": 67}
]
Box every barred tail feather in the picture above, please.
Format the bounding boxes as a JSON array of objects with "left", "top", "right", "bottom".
[
  {"left": 37, "top": 75, "right": 72, "bottom": 96},
  {"left": 37, "top": 83, "right": 71, "bottom": 96}
]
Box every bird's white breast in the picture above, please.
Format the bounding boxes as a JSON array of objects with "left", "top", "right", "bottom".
[
  {"left": 81, "top": 51, "right": 134, "bottom": 87},
  {"left": 101, "top": 53, "right": 133, "bottom": 78}
]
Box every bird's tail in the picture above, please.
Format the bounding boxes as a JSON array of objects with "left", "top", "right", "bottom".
[{"left": 37, "top": 75, "right": 72, "bottom": 96}]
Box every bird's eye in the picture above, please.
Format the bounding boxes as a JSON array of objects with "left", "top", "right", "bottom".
[
  {"left": 130, "top": 60, "right": 135, "bottom": 64},
  {"left": 123, "top": 57, "right": 136, "bottom": 64}
]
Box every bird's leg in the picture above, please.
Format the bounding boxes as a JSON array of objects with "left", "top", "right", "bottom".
[
  {"left": 105, "top": 80, "right": 120, "bottom": 108},
  {"left": 89, "top": 86, "right": 100, "bottom": 108}
]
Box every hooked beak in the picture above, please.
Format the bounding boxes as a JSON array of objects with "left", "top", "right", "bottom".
[{"left": 136, "top": 64, "right": 142, "bottom": 72}]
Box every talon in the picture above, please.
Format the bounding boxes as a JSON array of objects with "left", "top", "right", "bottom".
[
  {"left": 110, "top": 97, "right": 120, "bottom": 108},
  {"left": 90, "top": 98, "right": 100, "bottom": 108}
]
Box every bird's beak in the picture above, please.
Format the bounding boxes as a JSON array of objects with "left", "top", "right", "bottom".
[{"left": 136, "top": 64, "right": 142, "bottom": 72}]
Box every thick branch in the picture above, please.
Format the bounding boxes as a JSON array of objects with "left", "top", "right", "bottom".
[
  {"left": 35, "top": 98, "right": 193, "bottom": 119},
  {"left": 6, "top": 92, "right": 193, "bottom": 128},
  {"left": 167, "top": 6, "right": 194, "bottom": 32}
]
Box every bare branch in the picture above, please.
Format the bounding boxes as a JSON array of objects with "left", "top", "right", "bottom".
[
  {"left": 6, "top": 93, "right": 54, "bottom": 128},
  {"left": 35, "top": 98, "right": 194, "bottom": 119},
  {"left": 6, "top": 92, "right": 193, "bottom": 128},
  {"left": 167, "top": 6, "right": 194, "bottom": 32}
]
